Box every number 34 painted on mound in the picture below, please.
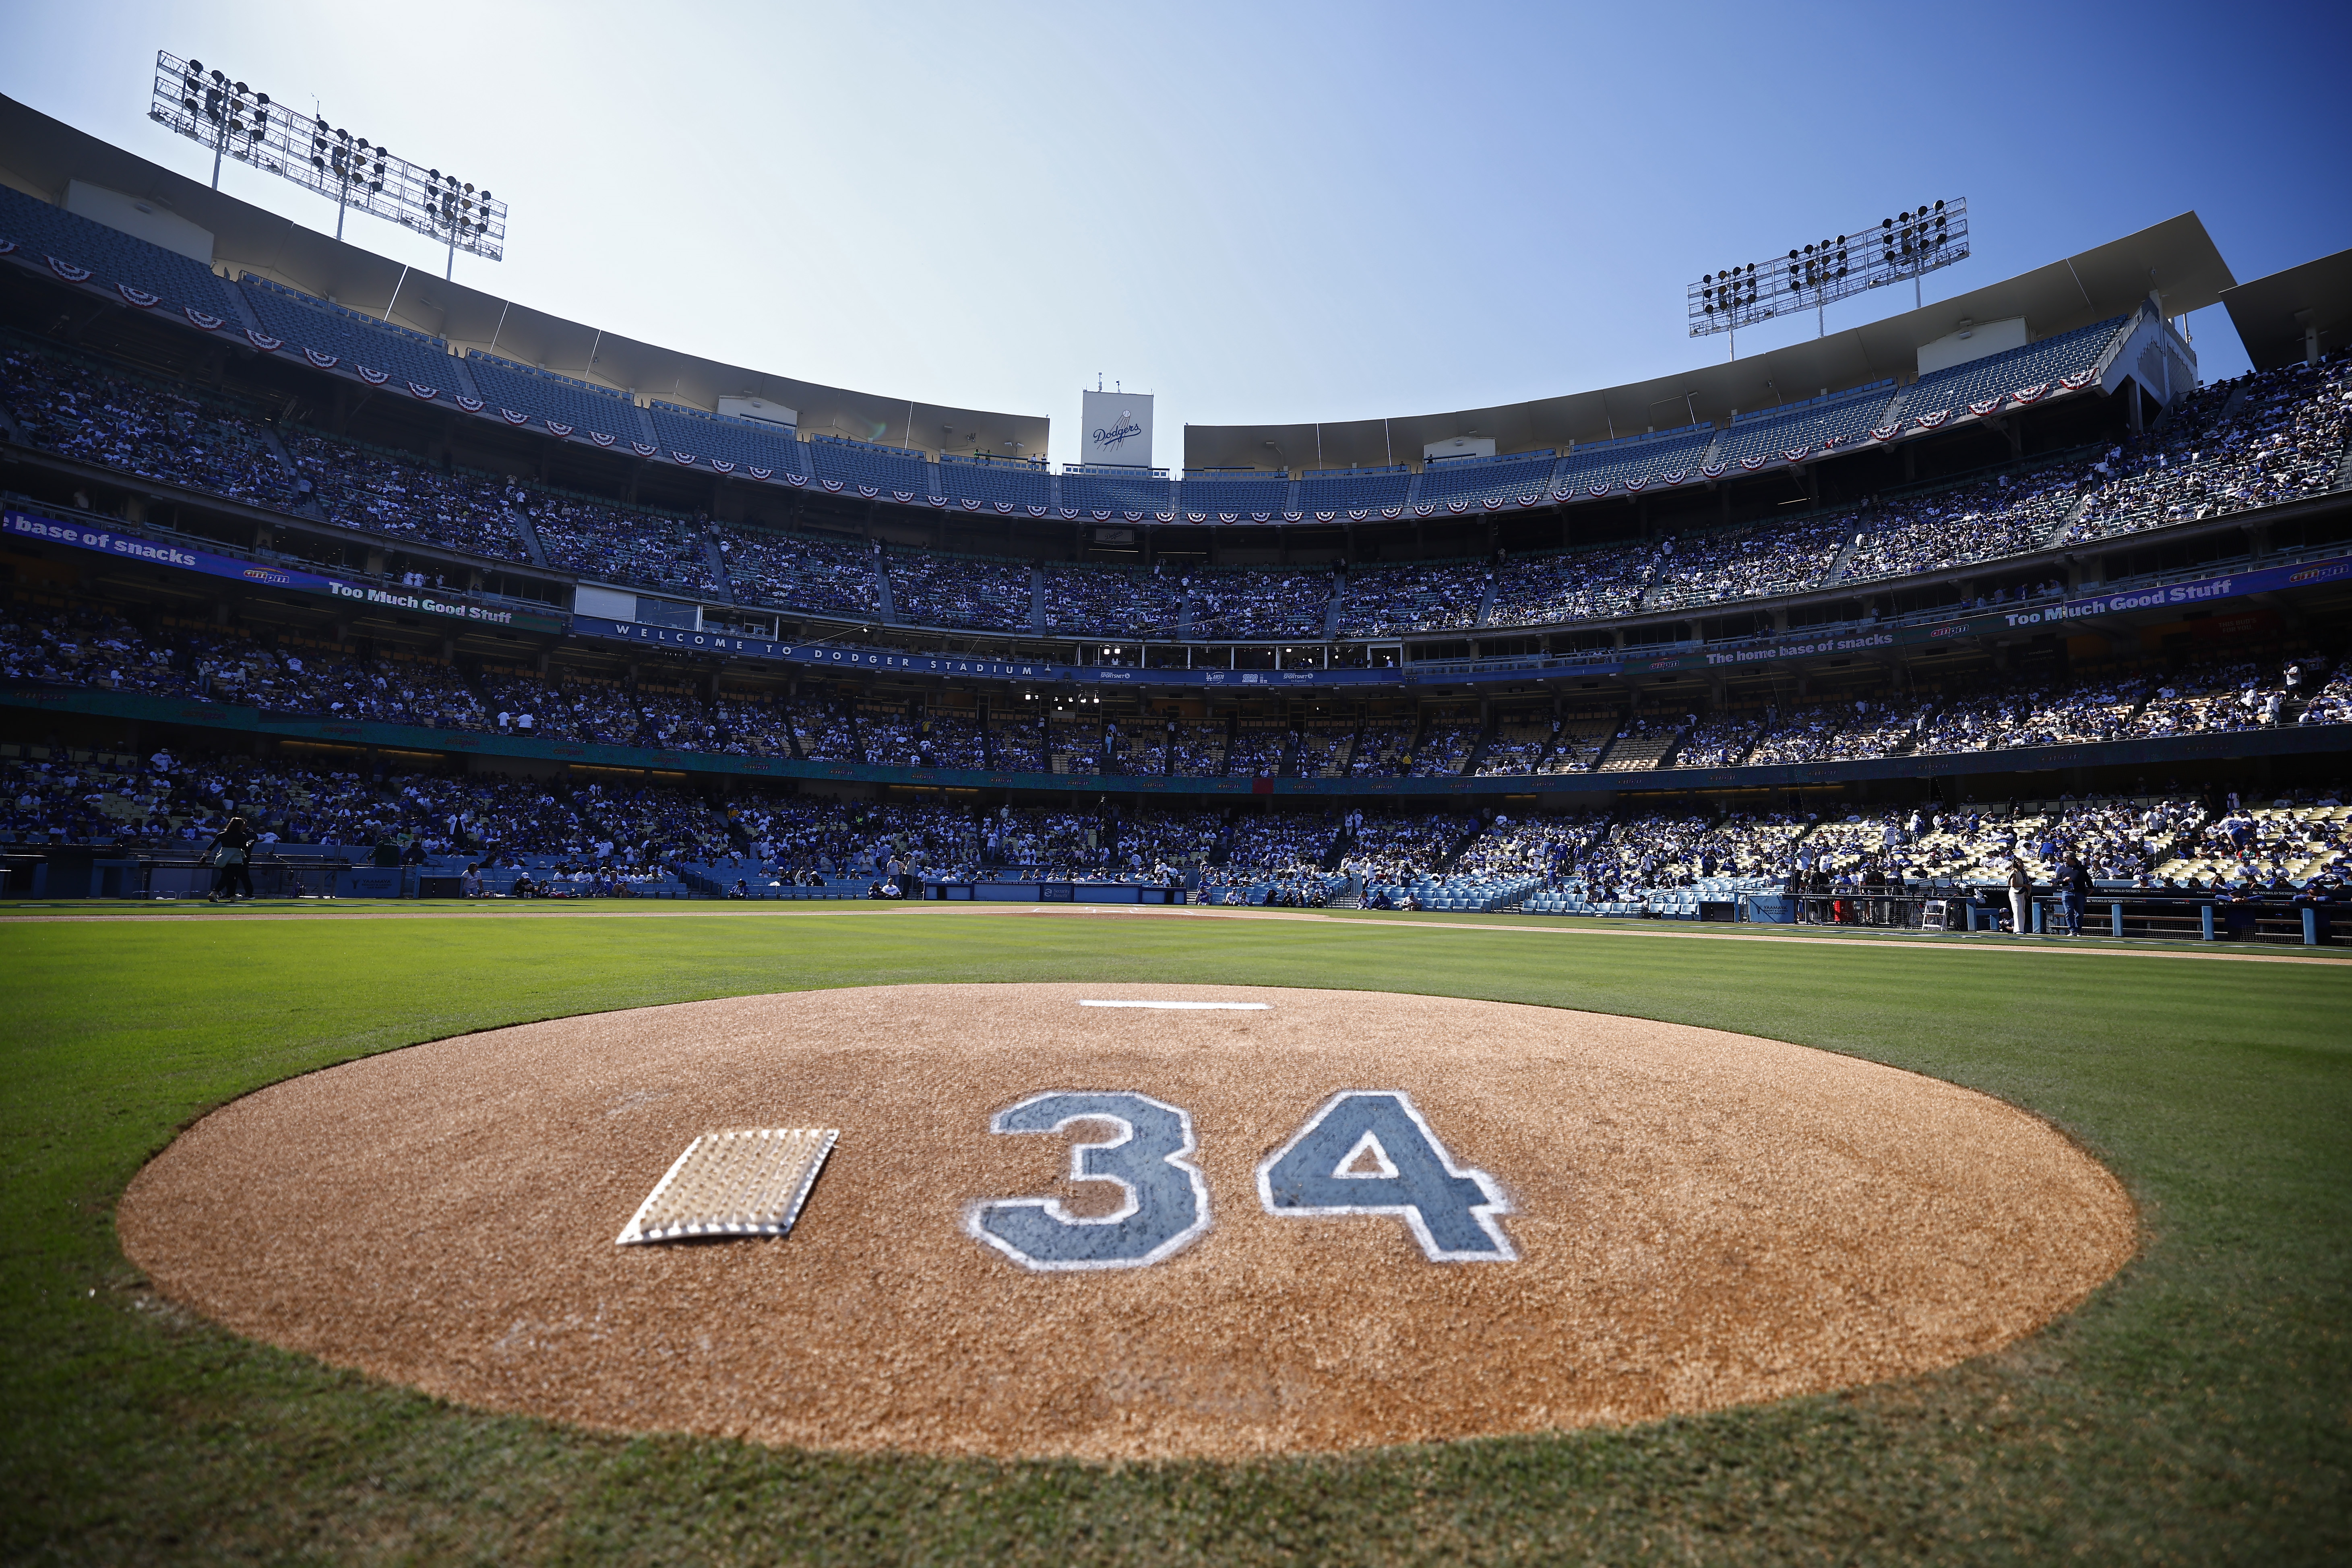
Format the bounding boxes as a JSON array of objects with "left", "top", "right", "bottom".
[{"left": 963, "top": 1091, "right": 1516, "bottom": 1271}]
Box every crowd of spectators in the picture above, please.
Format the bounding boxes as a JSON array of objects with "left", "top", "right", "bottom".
[
  {"left": 1042, "top": 564, "right": 1182, "bottom": 636},
  {"left": 717, "top": 528, "right": 882, "bottom": 618},
  {"left": 1912, "top": 672, "right": 2150, "bottom": 754},
  {"left": 4, "top": 344, "right": 297, "bottom": 510},
  {"left": 1336, "top": 561, "right": 1486, "bottom": 637},
  {"left": 531, "top": 493, "right": 719, "bottom": 596},
  {"left": 886, "top": 550, "right": 1032, "bottom": 632},
  {"left": 1646, "top": 516, "right": 1854, "bottom": 610},
  {"left": 1841, "top": 470, "right": 2083, "bottom": 583},
  {"left": 281, "top": 430, "right": 530, "bottom": 562},
  {"left": 1486, "top": 545, "right": 1655, "bottom": 628},
  {"left": 2067, "top": 356, "right": 2351, "bottom": 544},
  {"left": 1744, "top": 697, "right": 1931, "bottom": 765},
  {"left": 1670, "top": 713, "right": 1763, "bottom": 769},
  {"left": 1184, "top": 568, "right": 1334, "bottom": 640}
]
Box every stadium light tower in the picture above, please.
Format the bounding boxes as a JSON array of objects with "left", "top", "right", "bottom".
[
  {"left": 1689, "top": 198, "right": 1969, "bottom": 359},
  {"left": 149, "top": 50, "right": 507, "bottom": 277}
]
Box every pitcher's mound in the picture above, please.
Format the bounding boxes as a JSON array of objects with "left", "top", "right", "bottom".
[{"left": 119, "top": 984, "right": 2133, "bottom": 1461}]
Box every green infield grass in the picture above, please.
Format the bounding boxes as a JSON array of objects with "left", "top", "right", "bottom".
[{"left": 3, "top": 904, "right": 2347, "bottom": 1564}]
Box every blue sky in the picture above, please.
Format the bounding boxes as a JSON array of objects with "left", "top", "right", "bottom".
[{"left": 7, "top": 0, "right": 2347, "bottom": 459}]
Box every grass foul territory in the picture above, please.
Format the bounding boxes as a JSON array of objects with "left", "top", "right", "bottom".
[{"left": 3, "top": 904, "right": 2348, "bottom": 1565}]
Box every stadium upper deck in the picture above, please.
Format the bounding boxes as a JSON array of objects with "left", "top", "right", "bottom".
[{"left": 2, "top": 93, "right": 2349, "bottom": 815}]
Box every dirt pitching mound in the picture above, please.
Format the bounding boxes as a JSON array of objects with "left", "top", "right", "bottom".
[{"left": 119, "top": 984, "right": 2133, "bottom": 1461}]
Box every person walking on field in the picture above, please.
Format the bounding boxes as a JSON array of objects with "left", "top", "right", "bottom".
[
  {"left": 2007, "top": 857, "right": 2033, "bottom": 936},
  {"left": 2057, "top": 853, "right": 2091, "bottom": 936},
  {"left": 205, "top": 814, "right": 260, "bottom": 903}
]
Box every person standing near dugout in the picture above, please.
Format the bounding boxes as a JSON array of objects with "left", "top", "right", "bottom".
[
  {"left": 2006, "top": 857, "right": 2033, "bottom": 936},
  {"left": 204, "top": 814, "right": 260, "bottom": 903}
]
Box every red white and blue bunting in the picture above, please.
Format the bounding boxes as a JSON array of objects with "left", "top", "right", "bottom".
[
  {"left": 407, "top": 382, "right": 438, "bottom": 400},
  {"left": 748, "top": 466, "right": 772, "bottom": 480},
  {"left": 1348, "top": 508, "right": 1371, "bottom": 521},
  {"left": 187, "top": 308, "right": 225, "bottom": 333},
  {"left": 354, "top": 364, "right": 387, "bottom": 384},
  {"left": 1027, "top": 504, "right": 1048, "bottom": 517},
  {"left": 1155, "top": 511, "right": 1175, "bottom": 522},
  {"left": 992, "top": 500, "right": 1013, "bottom": 513},
  {"left": 1701, "top": 461, "right": 1727, "bottom": 479},
  {"left": 785, "top": 472, "right": 807, "bottom": 486},
  {"left": 857, "top": 484, "right": 879, "bottom": 497},
  {"left": 1317, "top": 510, "right": 1339, "bottom": 522},
  {"left": 547, "top": 421, "right": 573, "bottom": 437},
  {"left": 116, "top": 283, "right": 160, "bottom": 309},
  {"left": 1739, "top": 455, "right": 1769, "bottom": 471},
  {"left": 591, "top": 432, "right": 617, "bottom": 448},
  {"left": 2012, "top": 383, "right": 2049, "bottom": 404},
  {"left": 46, "top": 256, "right": 91, "bottom": 283},
  {"left": 1623, "top": 476, "right": 1649, "bottom": 493},
  {"left": 1968, "top": 397, "right": 2003, "bottom": 417},
  {"left": 632, "top": 442, "right": 659, "bottom": 457},
  {"left": 1869, "top": 425, "right": 1899, "bottom": 442},
  {"left": 1588, "top": 483, "right": 1611, "bottom": 497},
  {"left": 713, "top": 460, "right": 735, "bottom": 474},
  {"left": 453, "top": 395, "right": 482, "bottom": 412},
  {"left": 1914, "top": 408, "right": 1950, "bottom": 429},
  {"left": 1662, "top": 469, "right": 1689, "bottom": 486},
  {"left": 0, "top": 238, "right": 17, "bottom": 254},
  {"left": 246, "top": 330, "right": 282, "bottom": 353},
  {"left": 500, "top": 408, "right": 530, "bottom": 425},
  {"left": 304, "top": 348, "right": 340, "bottom": 370},
  {"left": 672, "top": 450, "right": 697, "bottom": 466},
  {"left": 960, "top": 497, "right": 983, "bottom": 511},
  {"left": 1379, "top": 507, "right": 1404, "bottom": 520},
  {"left": 820, "top": 479, "right": 843, "bottom": 492},
  {"left": 1780, "top": 446, "right": 1809, "bottom": 464},
  {"left": 2060, "top": 370, "right": 2097, "bottom": 391}
]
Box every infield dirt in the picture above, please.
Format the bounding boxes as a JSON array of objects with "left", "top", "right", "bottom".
[{"left": 120, "top": 983, "right": 2135, "bottom": 1461}]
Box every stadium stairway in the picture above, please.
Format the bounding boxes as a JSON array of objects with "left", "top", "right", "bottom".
[
  {"left": 873, "top": 559, "right": 897, "bottom": 624},
  {"left": 701, "top": 535, "right": 734, "bottom": 601},
  {"left": 1027, "top": 567, "right": 1046, "bottom": 633},
  {"left": 1474, "top": 574, "right": 1498, "bottom": 627},
  {"left": 510, "top": 511, "right": 550, "bottom": 568},
  {"left": 1820, "top": 526, "right": 1865, "bottom": 586}
]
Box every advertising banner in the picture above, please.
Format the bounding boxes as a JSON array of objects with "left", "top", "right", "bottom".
[{"left": 3, "top": 509, "right": 569, "bottom": 633}]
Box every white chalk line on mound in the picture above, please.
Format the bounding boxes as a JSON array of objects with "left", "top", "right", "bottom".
[{"left": 1078, "top": 1000, "right": 1270, "bottom": 1010}]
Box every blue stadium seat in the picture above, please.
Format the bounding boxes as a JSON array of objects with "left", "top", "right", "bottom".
[
  {"left": 465, "top": 352, "right": 640, "bottom": 436},
  {"left": 808, "top": 436, "right": 932, "bottom": 494},
  {"left": 240, "top": 277, "right": 456, "bottom": 389},
  {"left": 646, "top": 402, "right": 808, "bottom": 475},
  {"left": 0, "top": 184, "right": 236, "bottom": 320}
]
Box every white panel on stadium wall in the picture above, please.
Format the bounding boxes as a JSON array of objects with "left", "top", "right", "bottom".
[
  {"left": 1916, "top": 316, "right": 2028, "bottom": 375},
  {"left": 65, "top": 180, "right": 215, "bottom": 264},
  {"left": 717, "top": 395, "right": 798, "bottom": 430},
  {"left": 573, "top": 585, "right": 637, "bottom": 621},
  {"left": 1424, "top": 435, "right": 1496, "bottom": 462},
  {"left": 1080, "top": 389, "right": 1153, "bottom": 469}
]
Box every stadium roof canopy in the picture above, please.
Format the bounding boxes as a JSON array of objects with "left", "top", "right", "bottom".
[
  {"left": 0, "top": 94, "right": 1050, "bottom": 463},
  {"left": 2221, "top": 246, "right": 2352, "bottom": 371},
  {"left": 1185, "top": 215, "right": 2236, "bottom": 473}
]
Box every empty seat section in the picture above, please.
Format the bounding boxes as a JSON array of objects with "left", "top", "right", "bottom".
[
  {"left": 807, "top": 436, "right": 930, "bottom": 493},
  {"left": 1901, "top": 317, "right": 2129, "bottom": 414},
  {"left": 0, "top": 185, "right": 236, "bottom": 319},
  {"left": 465, "top": 353, "right": 640, "bottom": 435},
  {"left": 1296, "top": 467, "right": 1414, "bottom": 512},
  {"left": 940, "top": 457, "right": 1052, "bottom": 509},
  {"left": 1415, "top": 450, "right": 1556, "bottom": 506},
  {"left": 1555, "top": 428, "right": 1716, "bottom": 492},
  {"left": 646, "top": 403, "right": 808, "bottom": 475},
  {"left": 1063, "top": 470, "right": 1174, "bottom": 513},
  {"left": 1175, "top": 472, "right": 1285, "bottom": 514},
  {"left": 1711, "top": 384, "right": 1897, "bottom": 467},
  {"left": 240, "top": 278, "right": 455, "bottom": 388}
]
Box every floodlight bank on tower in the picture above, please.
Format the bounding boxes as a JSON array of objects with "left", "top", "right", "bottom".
[
  {"left": 1688, "top": 198, "right": 1969, "bottom": 350},
  {"left": 147, "top": 50, "right": 507, "bottom": 276}
]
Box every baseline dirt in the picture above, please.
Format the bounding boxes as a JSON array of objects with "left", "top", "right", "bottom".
[{"left": 120, "top": 983, "right": 2136, "bottom": 1461}]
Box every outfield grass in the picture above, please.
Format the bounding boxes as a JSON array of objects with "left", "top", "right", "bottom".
[{"left": 3, "top": 905, "right": 2347, "bottom": 1565}]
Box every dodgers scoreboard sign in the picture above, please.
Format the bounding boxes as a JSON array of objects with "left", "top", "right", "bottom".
[{"left": 1079, "top": 388, "right": 1153, "bottom": 469}]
